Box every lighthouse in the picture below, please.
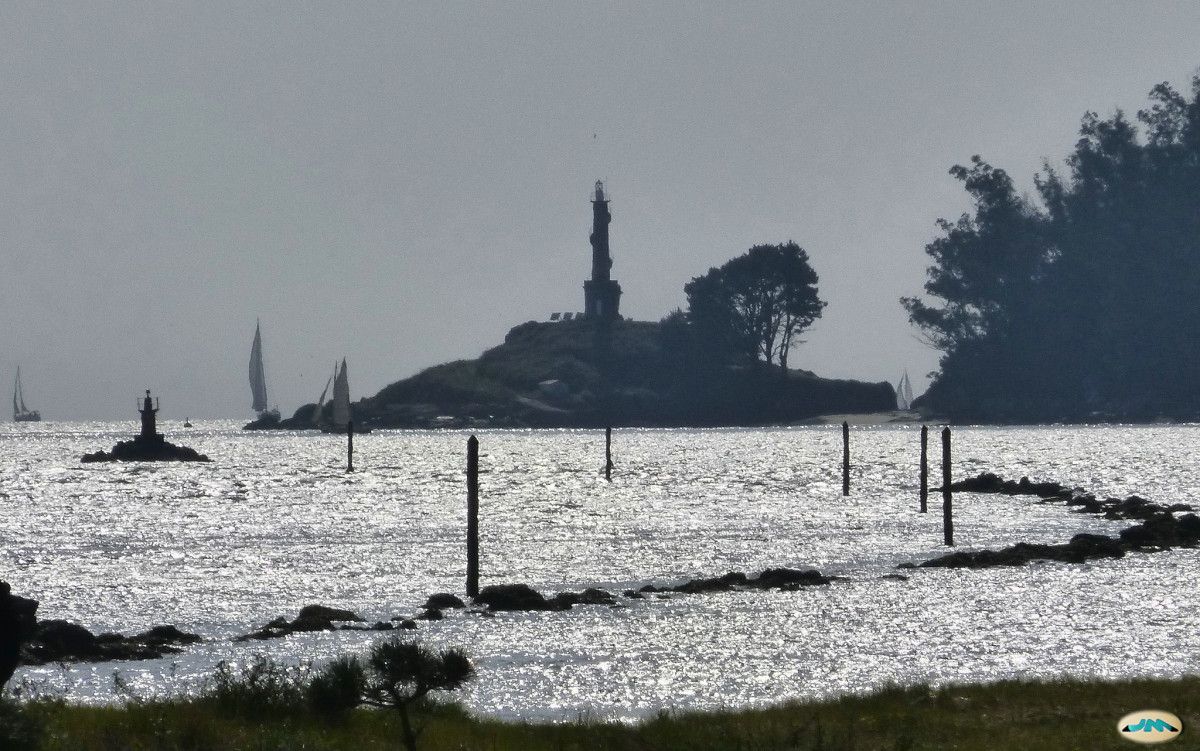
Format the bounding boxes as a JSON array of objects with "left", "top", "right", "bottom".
[{"left": 583, "top": 180, "right": 622, "bottom": 320}]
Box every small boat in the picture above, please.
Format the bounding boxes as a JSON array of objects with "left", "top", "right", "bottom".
[
  {"left": 13, "top": 366, "right": 41, "bottom": 422},
  {"left": 321, "top": 358, "right": 371, "bottom": 434},
  {"left": 895, "top": 370, "right": 914, "bottom": 411},
  {"left": 183, "top": 418, "right": 193, "bottom": 428},
  {"left": 249, "top": 321, "right": 281, "bottom": 423}
]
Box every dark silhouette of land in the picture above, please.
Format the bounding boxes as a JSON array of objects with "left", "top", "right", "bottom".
[
  {"left": 353, "top": 317, "right": 892, "bottom": 428},
  {"left": 906, "top": 74, "right": 1200, "bottom": 423},
  {"left": 81, "top": 391, "right": 211, "bottom": 462},
  {"left": 267, "top": 184, "right": 892, "bottom": 429}
]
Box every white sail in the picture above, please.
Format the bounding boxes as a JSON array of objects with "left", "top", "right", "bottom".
[
  {"left": 249, "top": 322, "right": 269, "bottom": 413},
  {"left": 895, "top": 370, "right": 914, "bottom": 410},
  {"left": 12, "top": 366, "right": 40, "bottom": 422},
  {"left": 331, "top": 358, "right": 350, "bottom": 429},
  {"left": 313, "top": 365, "right": 335, "bottom": 426}
]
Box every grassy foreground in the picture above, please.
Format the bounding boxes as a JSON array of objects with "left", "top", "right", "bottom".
[{"left": 4, "top": 675, "right": 1199, "bottom": 751}]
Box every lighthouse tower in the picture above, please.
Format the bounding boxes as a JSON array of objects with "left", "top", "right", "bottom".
[{"left": 583, "top": 180, "right": 622, "bottom": 320}]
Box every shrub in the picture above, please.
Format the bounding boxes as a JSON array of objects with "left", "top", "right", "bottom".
[
  {"left": 308, "top": 639, "right": 475, "bottom": 751},
  {"left": 199, "top": 656, "right": 307, "bottom": 718}
]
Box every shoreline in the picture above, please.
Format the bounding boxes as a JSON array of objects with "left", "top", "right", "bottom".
[{"left": 7, "top": 673, "right": 1197, "bottom": 750}]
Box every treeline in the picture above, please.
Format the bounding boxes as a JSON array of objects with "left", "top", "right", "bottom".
[{"left": 905, "top": 74, "right": 1200, "bottom": 422}]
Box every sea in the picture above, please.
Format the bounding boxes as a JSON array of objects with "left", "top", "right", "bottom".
[{"left": 2, "top": 421, "right": 1198, "bottom": 721}]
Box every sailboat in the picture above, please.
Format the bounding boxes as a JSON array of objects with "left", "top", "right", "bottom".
[
  {"left": 895, "top": 370, "right": 915, "bottom": 411},
  {"left": 249, "top": 321, "right": 281, "bottom": 423},
  {"left": 12, "top": 366, "right": 41, "bottom": 422},
  {"left": 321, "top": 358, "right": 370, "bottom": 434},
  {"left": 311, "top": 365, "right": 335, "bottom": 427}
]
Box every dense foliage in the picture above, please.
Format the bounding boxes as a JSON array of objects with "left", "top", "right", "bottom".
[
  {"left": 684, "top": 242, "right": 826, "bottom": 374},
  {"left": 905, "top": 75, "right": 1200, "bottom": 421}
]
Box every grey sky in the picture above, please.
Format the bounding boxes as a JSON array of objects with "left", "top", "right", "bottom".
[{"left": 3, "top": 2, "right": 1198, "bottom": 420}]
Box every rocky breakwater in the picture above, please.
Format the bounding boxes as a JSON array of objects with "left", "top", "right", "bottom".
[
  {"left": 237, "top": 605, "right": 398, "bottom": 641},
  {"left": 21, "top": 622, "right": 202, "bottom": 665},
  {"left": 82, "top": 391, "right": 210, "bottom": 463},
  {"left": 911, "top": 472, "right": 1200, "bottom": 569},
  {"left": 470, "top": 568, "right": 833, "bottom": 613},
  {"left": 3, "top": 582, "right": 202, "bottom": 667}
]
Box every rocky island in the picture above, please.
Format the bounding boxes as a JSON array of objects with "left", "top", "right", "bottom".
[{"left": 81, "top": 391, "right": 211, "bottom": 463}]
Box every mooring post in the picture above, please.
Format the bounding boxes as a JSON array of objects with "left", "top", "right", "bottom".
[
  {"left": 919, "top": 424, "right": 928, "bottom": 513},
  {"left": 942, "top": 426, "right": 953, "bottom": 546},
  {"left": 466, "top": 435, "right": 479, "bottom": 598},
  {"left": 605, "top": 426, "right": 613, "bottom": 482},
  {"left": 842, "top": 421, "right": 850, "bottom": 496},
  {"left": 346, "top": 420, "right": 354, "bottom": 473}
]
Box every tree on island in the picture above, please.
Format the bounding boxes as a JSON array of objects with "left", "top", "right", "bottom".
[
  {"left": 904, "top": 73, "right": 1200, "bottom": 421},
  {"left": 684, "top": 241, "right": 826, "bottom": 374}
]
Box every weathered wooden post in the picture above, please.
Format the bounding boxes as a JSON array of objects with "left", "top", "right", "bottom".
[
  {"left": 842, "top": 421, "right": 850, "bottom": 496},
  {"left": 605, "top": 426, "right": 613, "bottom": 482},
  {"left": 346, "top": 420, "right": 354, "bottom": 473},
  {"left": 466, "top": 435, "right": 480, "bottom": 597},
  {"left": 919, "top": 425, "right": 928, "bottom": 513},
  {"left": 942, "top": 426, "right": 953, "bottom": 546}
]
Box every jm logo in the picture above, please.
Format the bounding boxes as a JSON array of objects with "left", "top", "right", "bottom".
[
  {"left": 1123, "top": 718, "right": 1179, "bottom": 734},
  {"left": 1118, "top": 710, "right": 1183, "bottom": 745}
]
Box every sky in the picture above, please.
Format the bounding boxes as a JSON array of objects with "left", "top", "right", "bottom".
[{"left": 2, "top": 1, "right": 1199, "bottom": 420}]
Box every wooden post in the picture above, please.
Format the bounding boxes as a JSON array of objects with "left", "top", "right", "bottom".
[
  {"left": 919, "top": 425, "right": 928, "bottom": 513},
  {"left": 942, "top": 426, "right": 953, "bottom": 546},
  {"left": 466, "top": 435, "right": 479, "bottom": 598},
  {"left": 842, "top": 421, "right": 850, "bottom": 496},
  {"left": 346, "top": 420, "right": 354, "bottom": 473},
  {"left": 605, "top": 426, "right": 613, "bottom": 482}
]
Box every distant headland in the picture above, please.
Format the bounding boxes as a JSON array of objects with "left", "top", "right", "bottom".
[{"left": 256, "top": 180, "right": 894, "bottom": 430}]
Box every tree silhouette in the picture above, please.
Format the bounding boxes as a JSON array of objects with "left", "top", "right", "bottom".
[
  {"left": 685, "top": 242, "right": 826, "bottom": 374},
  {"left": 904, "top": 73, "right": 1200, "bottom": 421},
  {"left": 307, "top": 640, "right": 474, "bottom": 751}
]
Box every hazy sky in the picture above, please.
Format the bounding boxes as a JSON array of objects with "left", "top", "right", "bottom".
[{"left": 3, "top": 2, "right": 1199, "bottom": 420}]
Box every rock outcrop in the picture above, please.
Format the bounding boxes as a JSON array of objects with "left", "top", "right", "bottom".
[
  {"left": 20, "top": 620, "right": 202, "bottom": 665},
  {"left": 1, "top": 582, "right": 38, "bottom": 686}
]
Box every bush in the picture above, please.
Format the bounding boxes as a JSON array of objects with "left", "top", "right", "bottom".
[
  {"left": 305, "top": 655, "right": 365, "bottom": 718},
  {"left": 0, "top": 695, "right": 44, "bottom": 751},
  {"left": 308, "top": 639, "right": 475, "bottom": 751},
  {"left": 199, "top": 656, "right": 307, "bottom": 718}
]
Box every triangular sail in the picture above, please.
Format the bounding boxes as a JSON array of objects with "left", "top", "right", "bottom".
[
  {"left": 12, "top": 369, "right": 19, "bottom": 417},
  {"left": 331, "top": 358, "right": 350, "bottom": 429},
  {"left": 313, "top": 367, "right": 334, "bottom": 425},
  {"left": 15, "top": 367, "right": 27, "bottom": 413},
  {"left": 895, "top": 371, "right": 914, "bottom": 410},
  {"left": 249, "top": 322, "right": 269, "bottom": 413}
]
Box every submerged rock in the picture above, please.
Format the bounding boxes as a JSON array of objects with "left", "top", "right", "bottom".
[
  {"left": 20, "top": 618, "right": 202, "bottom": 665},
  {"left": 236, "top": 605, "right": 366, "bottom": 641},
  {"left": 473, "top": 584, "right": 552, "bottom": 612},
  {"left": 423, "top": 593, "right": 466, "bottom": 610}
]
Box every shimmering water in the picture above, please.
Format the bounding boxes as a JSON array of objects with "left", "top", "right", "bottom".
[{"left": 3, "top": 422, "right": 1199, "bottom": 720}]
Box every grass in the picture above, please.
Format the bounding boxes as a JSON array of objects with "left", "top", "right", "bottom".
[{"left": 6, "top": 674, "right": 1200, "bottom": 751}]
